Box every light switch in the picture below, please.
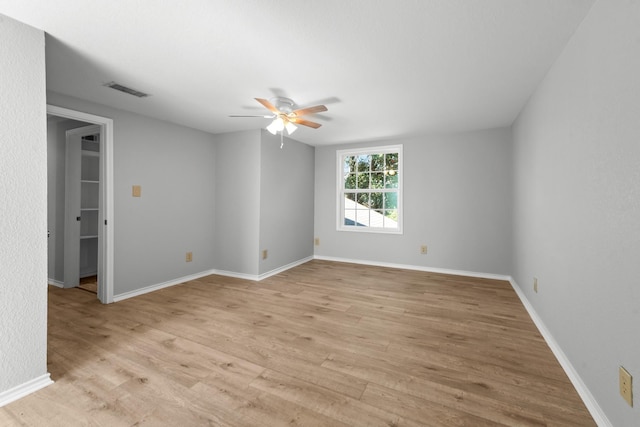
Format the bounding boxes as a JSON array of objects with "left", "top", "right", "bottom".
[{"left": 132, "top": 185, "right": 141, "bottom": 197}]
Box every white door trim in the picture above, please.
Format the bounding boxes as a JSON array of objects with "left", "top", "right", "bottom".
[{"left": 47, "top": 104, "right": 114, "bottom": 304}]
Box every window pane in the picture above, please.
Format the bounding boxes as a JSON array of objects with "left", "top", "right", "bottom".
[
  {"left": 384, "top": 192, "right": 397, "bottom": 209},
  {"left": 357, "top": 155, "right": 371, "bottom": 172},
  {"left": 357, "top": 173, "right": 370, "bottom": 189},
  {"left": 385, "top": 172, "right": 398, "bottom": 189},
  {"left": 355, "top": 209, "right": 369, "bottom": 226},
  {"left": 386, "top": 153, "right": 398, "bottom": 171},
  {"left": 371, "top": 172, "right": 384, "bottom": 189},
  {"left": 345, "top": 173, "right": 357, "bottom": 189},
  {"left": 344, "top": 209, "right": 357, "bottom": 226},
  {"left": 383, "top": 210, "right": 398, "bottom": 228},
  {"left": 385, "top": 209, "right": 398, "bottom": 221},
  {"left": 371, "top": 209, "right": 385, "bottom": 228},
  {"left": 345, "top": 192, "right": 356, "bottom": 202},
  {"left": 344, "top": 156, "right": 357, "bottom": 174},
  {"left": 357, "top": 192, "right": 370, "bottom": 207},
  {"left": 371, "top": 154, "right": 384, "bottom": 171},
  {"left": 370, "top": 192, "right": 383, "bottom": 209}
]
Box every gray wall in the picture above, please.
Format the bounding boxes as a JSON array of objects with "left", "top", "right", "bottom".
[
  {"left": 213, "top": 130, "right": 315, "bottom": 277},
  {"left": 512, "top": 0, "right": 640, "bottom": 424},
  {"left": 46, "top": 118, "right": 92, "bottom": 283},
  {"left": 314, "top": 128, "right": 513, "bottom": 275},
  {"left": 47, "top": 92, "right": 217, "bottom": 296},
  {"left": 0, "top": 14, "right": 48, "bottom": 395},
  {"left": 214, "top": 130, "right": 261, "bottom": 276},
  {"left": 45, "top": 95, "right": 315, "bottom": 291},
  {"left": 259, "top": 131, "right": 315, "bottom": 275}
]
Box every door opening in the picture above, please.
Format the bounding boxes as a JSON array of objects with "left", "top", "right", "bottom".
[{"left": 47, "top": 105, "right": 114, "bottom": 304}]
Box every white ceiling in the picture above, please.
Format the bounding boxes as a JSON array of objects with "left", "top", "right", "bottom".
[{"left": 1, "top": 0, "right": 595, "bottom": 146}]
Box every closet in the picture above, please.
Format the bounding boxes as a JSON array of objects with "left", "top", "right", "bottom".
[
  {"left": 64, "top": 125, "right": 101, "bottom": 288},
  {"left": 79, "top": 134, "right": 100, "bottom": 278}
]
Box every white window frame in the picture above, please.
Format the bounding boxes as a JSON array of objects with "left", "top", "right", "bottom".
[{"left": 336, "top": 144, "right": 403, "bottom": 234}]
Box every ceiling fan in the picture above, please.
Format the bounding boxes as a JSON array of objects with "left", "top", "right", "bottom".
[{"left": 230, "top": 97, "right": 327, "bottom": 136}]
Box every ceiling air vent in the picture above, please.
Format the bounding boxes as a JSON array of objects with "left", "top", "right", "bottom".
[{"left": 103, "top": 81, "right": 149, "bottom": 98}]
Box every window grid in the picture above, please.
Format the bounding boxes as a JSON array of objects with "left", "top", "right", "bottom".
[{"left": 337, "top": 145, "right": 402, "bottom": 233}]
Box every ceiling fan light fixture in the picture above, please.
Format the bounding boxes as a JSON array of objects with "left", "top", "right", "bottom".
[
  {"left": 266, "top": 117, "right": 282, "bottom": 135},
  {"left": 266, "top": 116, "right": 286, "bottom": 135},
  {"left": 285, "top": 121, "right": 298, "bottom": 135},
  {"left": 266, "top": 121, "right": 278, "bottom": 135}
]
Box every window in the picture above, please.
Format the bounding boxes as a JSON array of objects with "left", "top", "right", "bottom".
[{"left": 337, "top": 145, "right": 402, "bottom": 233}]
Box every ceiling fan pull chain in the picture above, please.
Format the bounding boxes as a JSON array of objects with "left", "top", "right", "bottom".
[{"left": 280, "top": 132, "right": 284, "bottom": 149}]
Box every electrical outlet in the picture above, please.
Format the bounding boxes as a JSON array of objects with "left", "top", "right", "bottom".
[
  {"left": 420, "top": 245, "right": 428, "bottom": 254},
  {"left": 314, "top": 237, "right": 320, "bottom": 246},
  {"left": 132, "top": 185, "right": 141, "bottom": 197},
  {"left": 533, "top": 277, "right": 538, "bottom": 293},
  {"left": 186, "top": 252, "right": 193, "bottom": 262},
  {"left": 262, "top": 249, "right": 268, "bottom": 260},
  {"left": 620, "top": 366, "right": 633, "bottom": 407}
]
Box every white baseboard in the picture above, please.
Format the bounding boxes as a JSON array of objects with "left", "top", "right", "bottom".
[
  {"left": 112, "top": 269, "right": 218, "bottom": 302},
  {"left": 112, "top": 257, "right": 314, "bottom": 302},
  {"left": 313, "top": 255, "right": 511, "bottom": 282},
  {"left": 0, "top": 374, "right": 53, "bottom": 408},
  {"left": 48, "top": 278, "right": 64, "bottom": 288},
  {"left": 258, "top": 256, "right": 314, "bottom": 281},
  {"left": 215, "top": 256, "right": 314, "bottom": 282},
  {"left": 508, "top": 278, "right": 611, "bottom": 427},
  {"left": 211, "top": 269, "right": 260, "bottom": 281}
]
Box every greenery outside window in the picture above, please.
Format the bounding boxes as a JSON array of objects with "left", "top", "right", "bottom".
[{"left": 336, "top": 145, "right": 402, "bottom": 233}]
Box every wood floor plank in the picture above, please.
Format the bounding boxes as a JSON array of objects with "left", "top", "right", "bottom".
[
  {"left": 360, "top": 382, "right": 510, "bottom": 427},
  {"left": 249, "top": 369, "right": 424, "bottom": 427},
  {"left": 321, "top": 352, "right": 552, "bottom": 426},
  {"left": 191, "top": 380, "right": 352, "bottom": 427},
  {"left": 0, "top": 260, "right": 595, "bottom": 426}
]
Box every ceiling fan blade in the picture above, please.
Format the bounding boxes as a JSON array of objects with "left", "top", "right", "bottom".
[
  {"left": 291, "top": 105, "right": 328, "bottom": 116},
  {"left": 291, "top": 118, "right": 322, "bottom": 129},
  {"left": 229, "top": 115, "right": 273, "bottom": 118},
  {"left": 255, "top": 98, "right": 279, "bottom": 114}
]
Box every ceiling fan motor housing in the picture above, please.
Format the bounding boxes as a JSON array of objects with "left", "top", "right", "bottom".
[{"left": 271, "top": 97, "right": 295, "bottom": 114}]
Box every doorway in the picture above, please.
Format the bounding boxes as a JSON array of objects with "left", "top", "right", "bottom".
[{"left": 47, "top": 105, "right": 114, "bottom": 304}]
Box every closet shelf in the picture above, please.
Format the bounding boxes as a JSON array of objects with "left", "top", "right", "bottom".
[
  {"left": 81, "top": 150, "right": 100, "bottom": 157},
  {"left": 80, "top": 235, "right": 98, "bottom": 240}
]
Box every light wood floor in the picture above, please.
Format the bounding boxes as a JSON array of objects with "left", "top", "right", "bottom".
[
  {"left": 0, "top": 260, "right": 595, "bottom": 426},
  {"left": 78, "top": 275, "right": 98, "bottom": 294}
]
